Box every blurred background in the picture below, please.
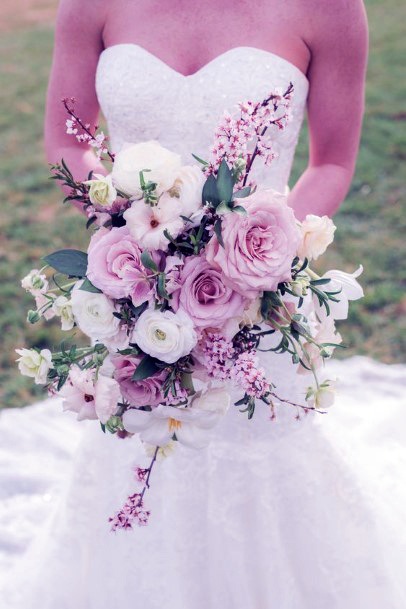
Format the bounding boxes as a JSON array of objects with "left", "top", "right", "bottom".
[{"left": 0, "top": 0, "right": 405, "bottom": 409}]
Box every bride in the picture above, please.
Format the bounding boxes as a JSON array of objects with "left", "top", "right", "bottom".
[{"left": 2, "top": 0, "right": 406, "bottom": 607}]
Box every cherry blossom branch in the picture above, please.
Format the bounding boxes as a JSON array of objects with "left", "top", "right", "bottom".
[{"left": 63, "top": 97, "right": 115, "bottom": 162}]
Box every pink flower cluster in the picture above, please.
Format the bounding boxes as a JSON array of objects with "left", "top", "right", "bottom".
[
  {"left": 64, "top": 98, "right": 110, "bottom": 160},
  {"left": 109, "top": 493, "right": 151, "bottom": 531},
  {"left": 230, "top": 351, "right": 269, "bottom": 399},
  {"left": 207, "top": 86, "right": 293, "bottom": 178},
  {"left": 201, "top": 332, "right": 269, "bottom": 399}
]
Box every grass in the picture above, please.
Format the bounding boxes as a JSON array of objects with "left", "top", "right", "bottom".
[{"left": 0, "top": 0, "right": 405, "bottom": 409}]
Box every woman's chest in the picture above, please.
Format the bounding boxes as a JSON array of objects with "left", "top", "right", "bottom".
[{"left": 103, "top": 0, "right": 310, "bottom": 77}]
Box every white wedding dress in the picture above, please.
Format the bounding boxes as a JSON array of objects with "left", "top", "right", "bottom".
[{"left": 1, "top": 45, "right": 406, "bottom": 608}]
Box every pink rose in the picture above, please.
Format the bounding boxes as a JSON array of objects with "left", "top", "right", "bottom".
[
  {"left": 205, "top": 190, "right": 300, "bottom": 297},
  {"left": 87, "top": 226, "right": 153, "bottom": 305},
  {"left": 172, "top": 256, "right": 245, "bottom": 332},
  {"left": 112, "top": 355, "right": 167, "bottom": 407}
]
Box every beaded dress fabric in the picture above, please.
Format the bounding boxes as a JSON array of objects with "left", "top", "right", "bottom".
[{"left": 1, "top": 46, "right": 406, "bottom": 609}]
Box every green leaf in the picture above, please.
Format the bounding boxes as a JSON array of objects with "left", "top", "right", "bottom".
[
  {"left": 79, "top": 278, "right": 102, "bottom": 293},
  {"left": 43, "top": 250, "right": 88, "bottom": 278},
  {"left": 216, "top": 159, "right": 234, "bottom": 203},
  {"left": 131, "top": 355, "right": 161, "bottom": 381},
  {"left": 202, "top": 174, "right": 220, "bottom": 207},
  {"left": 191, "top": 153, "right": 209, "bottom": 166},
  {"left": 86, "top": 215, "right": 97, "bottom": 229},
  {"left": 231, "top": 205, "right": 247, "bottom": 215},
  {"left": 141, "top": 250, "right": 158, "bottom": 272},
  {"left": 180, "top": 372, "right": 195, "bottom": 394},
  {"left": 157, "top": 273, "right": 170, "bottom": 299},
  {"left": 233, "top": 186, "right": 252, "bottom": 198},
  {"left": 213, "top": 219, "right": 225, "bottom": 248}
]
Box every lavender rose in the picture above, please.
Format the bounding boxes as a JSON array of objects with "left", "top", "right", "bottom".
[
  {"left": 172, "top": 256, "right": 246, "bottom": 331},
  {"left": 205, "top": 189, "right": 301, "bottom": 296},
  {"left": 112, "top": 355, "right": 167, "bottom": 407},
  {"left": 87, "top": 226, "right": 153, "bottom": 305}
]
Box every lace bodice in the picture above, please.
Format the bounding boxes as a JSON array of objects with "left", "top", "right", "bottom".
[{"left": 96, "top": 45, "right": 309, "bottom": 194}]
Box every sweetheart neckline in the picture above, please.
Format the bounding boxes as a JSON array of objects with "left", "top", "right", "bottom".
[{"left": 98, "top": 43, "right": 309, "bottom": 85}]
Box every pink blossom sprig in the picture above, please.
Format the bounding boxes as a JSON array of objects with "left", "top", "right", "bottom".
[
  {"left": 109, "top": 446, "right": 159, "bottom": 532},
  {"left": 230, "top": 351, "right": 269, "bottom": 399},
  {"left": 202, "top": 331, "right": 235, "bottom": 380},
  {"left": 207, "top": 83, "right": 293, "bottom": 186},
  {"left": 63, "top": 98, "right": 114, "bottom": 162}
]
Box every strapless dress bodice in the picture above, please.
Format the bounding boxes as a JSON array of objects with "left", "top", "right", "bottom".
[{"left": 96, "top": 44, "right": 308, "bottom": 193}]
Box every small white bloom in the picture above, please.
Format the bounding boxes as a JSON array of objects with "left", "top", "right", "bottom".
[
  {"left": 52, "top": 295, "right": 75, "bottom": 331},
  {"left": 21, "top": 269, "right": 48, "bottom": 294},
  {"left": 70, "top": 280, "right": 120, "bottom": 341},
  {"left": 84, "top": 173, "right": 117, "bottom": 208},
  {"left": 15, "top": 348, "right": 53, "bottom": 385},
  {"left": 112, "top": 141, "right": 182, "bottom": 196},
  {"left": 241, "top": 297, "right": 262, "bottom": 328},
  {"left": 123, "top": 197, "right": 184, "bottom": 251},
  {"left": 290, "top": 275, "right": 310, "bottom": 297},
  {"left": 298, "top": 316, "right": 342, "bottom": 374},
  {"left": 132, "top": 308, "right": 197, "bottom": 364},
  {"left": 306, "top": 380, "right": 336, "bottom": 410},
  {"left": 169, "top": 165, "right": 205, "bottom": 218},
  {"left": 122, "top": 387, "right": 230, "bottom": 448},
  {"left": 321, "top": 266, "right": 364, "bottom": 320},
  {"left": 298, "top": 215, "right": 336, "bottom": 261}
]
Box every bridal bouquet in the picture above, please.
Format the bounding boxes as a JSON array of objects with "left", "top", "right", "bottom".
[{"left": 17, "top": 86, "right": 363, "bottom": 530}]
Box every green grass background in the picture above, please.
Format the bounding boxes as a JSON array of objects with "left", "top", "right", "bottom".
[{"left": 0, "top": 0, "right": 405, "bottom": 409}]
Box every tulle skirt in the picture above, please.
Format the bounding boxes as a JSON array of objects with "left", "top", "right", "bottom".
[{"left": 1, "top": 356, "right": 406, "bottom": 608}]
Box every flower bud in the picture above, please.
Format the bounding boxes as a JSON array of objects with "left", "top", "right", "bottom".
[{"left": 27, "top": 310, "right": 41, "bottom": 324}]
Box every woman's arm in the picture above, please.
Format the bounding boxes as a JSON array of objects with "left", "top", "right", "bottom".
[
  {"left": 44, "top": 0, "right": 107, "bottom": 212},
  {"left": 288, "top": 0, "right": 368, "bottom": 220}
]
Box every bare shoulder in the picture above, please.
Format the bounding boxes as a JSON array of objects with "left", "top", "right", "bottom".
[
  {"left": 299, "top": 0, "right": 368, "bottom": 45},
  {"left": 55, "top": 0, "right": 107, "bottom": 32}
]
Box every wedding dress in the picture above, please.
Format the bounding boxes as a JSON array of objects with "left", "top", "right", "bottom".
[{"left": 1, "top": 45, "right": 406, "bottom": 609}]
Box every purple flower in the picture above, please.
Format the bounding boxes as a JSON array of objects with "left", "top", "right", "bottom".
[
  {"left": 172, "top": 256, "right": 246, "bottom": 333},
  {"left": 205, "top": 190, "right": 301, "bottom": 297},
  {"left": 112, "top": 355, "right": 167, "bottom": 407},
  {"left": 87, "top": 226, "right": 153, "bottom": 304}
]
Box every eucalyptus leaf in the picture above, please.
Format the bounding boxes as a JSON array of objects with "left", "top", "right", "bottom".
[
  {"left": 231, "top": 205, "right": 247, "bottom": 215},
  {"left": 202, "top": 174, "right": 220, "bottom": 207},
  {"left": 132, "top": 355, "right": 161, "bottom": 381},
  {"left": 43, "top": 250, "right": 88, "bottom": 278},
  {"left": 141, "top": 250, "right": 158, "bottom": 272},
  {"left": 191, "top": 153, "right": 209, "bottom": 166},
  {"left": 216, "top": 159, "right": 234, "bottom": 203},
  {"left": 214, "top": 219, "right": 225, "bottom": 248},
  {"left": 233, "top": 186, "right": 251, "bottom": 198},
  {"left": 79, "top": 278, "right": 102, "bottom": 293}
]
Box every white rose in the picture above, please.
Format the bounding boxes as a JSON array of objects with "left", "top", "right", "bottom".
[
  {"left": 52, "top": 295, "right": 75, "bottom": 331},
  {"left": 70, "top": 281, "right": 120, "bottom": 340},
  {"left": 21, "top": 269, "right": 48, "bottom": 294},
  {"left": 320, "top": 266, "right": 364, "bottom": 320},
  {"left": 306, "top": 380, "right": 336, "bottom": 410},
  {"left": 132, "top": 309, "right": 197, "bottom": 364},
  {"left": 298, "top": 215, "right": 336, "bottom": 261},
  {"left": 84, "top": 173, "right": 117, "bottom": 208},
  {"left": 15, "top": 348, "right": 53, "bottom": 385},
  {"left": 169, "top": 165, "right": 205, "bottom": 218},
  {"left": 112, "top": 141, "right": 182, "bottom": 196},
  {"left": 123, "top": 197, "right": 184, "bottom": 251}
]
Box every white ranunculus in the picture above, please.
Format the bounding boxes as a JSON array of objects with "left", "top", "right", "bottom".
[
  {"left": 132, "top": 309, "right": 197, "bottom": 364},
  {"left": 169, "top": 165, "right": 205, "bottom": 218},
  {"left": 122, "top": 387, "right": 230, "bottom": 448},
  {"left": 21, "top": 269, "right": 48, "bottom": 294},
  {"left": 320, "top": 266, "right": 364, "bottom": 320},
  {"left": 306, "top": 380, "right": 336, "bottom": 410},
  {"left": 123, "top": 197, "right": 184, "bottom": 250},
  {"left": 15, "top": 348, "right": 53, "bottom": 385},
  {"left": 298, "top": 215, "right": 336, "bottom": 261},
  {"left": 84, "top": 173, "right": 117, "bottom": 208},
  {"left": 52, "top": 295, "right": 75, "bottom": 331},
  {"left": 70, "top": 281, "right": 120, "bottom": 341},
  {"left": 112, "top": 141, "right": 182, "bottom": 196}
]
